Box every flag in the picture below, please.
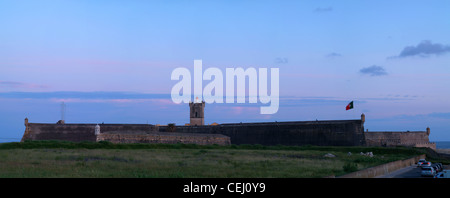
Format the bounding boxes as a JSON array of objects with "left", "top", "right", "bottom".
[{"left": 346, "top": 101, "right": 353, "bottom": 110}]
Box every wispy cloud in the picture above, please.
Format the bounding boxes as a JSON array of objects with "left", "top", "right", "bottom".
[
  {"left": 0, "top": 91, "right": 178, "bottom": 108},
  {"left": 0, "top": 81, "right": 48, "bottom": 89},
  {"left": 359, "top": 65, "right": 388, "bottom": 76},
  {"left": 428, "top": 112, "right": 450, "bottom": 119},
  {"left": 393, "top": 112, "right": 450, "bottom": 121},
  {"left": 0, "top": 91, "right": 418, "bottom": 106},
  {"left": 390, "top": 40, "right": 450, "bottom": 58},
  {"left": 326, "top": 52, "right": 341, "bottom": 58},
  {"left": 274, "top": 57, "right": 288, "bottom": 64},
  {"left": 314, "top": 7, "right": 333, "bottom": 13},
  {"left": 0, "top": 91, "right": 171, "bottom": 100},
  {"left": 230, "top": 106, "right": 258, "bottom": 115},
  {"left": 50, "top": 98, "right": 173, "bottom": 103}
]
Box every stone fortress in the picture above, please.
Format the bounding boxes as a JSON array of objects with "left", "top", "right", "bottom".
[{"left": 21, "top": 101, "right": 436, "bottom": 150}]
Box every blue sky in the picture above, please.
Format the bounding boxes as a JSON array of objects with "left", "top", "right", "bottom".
[{"left": 1, "top": 0, "right": 450, "bottom": 142}]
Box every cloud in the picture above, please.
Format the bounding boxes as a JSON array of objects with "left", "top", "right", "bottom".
[
  {"left": 49, "top": 98, "right": 177, "bottom": 106},
  {"left": 428, "top": 112, "right": 450, "bottom": 120},
  {"left": 326, "top": 52, "right": 341, "bottom": 58},
  {"left": 0, "top": 91, "right": 171, "bottom": 100},
  {"left": 0, "top": 81, "right": 48, "bottom": 89},
  {"left": 0, "top": 91, "right": 178, "bottom": 108},
  {"left": 280, "top": 97, "right": 355, "bottom": 107},
  {"left": 314, "top": 7, "right": 333, "bottom": 13},
  {"left": 394, "top": 40, "right": 450, "bottom": 58},
  {"left": 274, "top": 57, "right": 288, "bottom": 64},
  {"left": 393, "top": 112, "right": 450, "bottom": 121},
  {"left": 359, "top": 65, "right": 388, "bottom": 76},
  {"left": 229, "top": 106, "right": 259, "bottom": 115}
]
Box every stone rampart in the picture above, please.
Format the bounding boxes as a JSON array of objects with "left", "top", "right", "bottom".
[
  {"left": 97, "top": 132, "right": 230, "bottom": 145},
  {"left": 158, "top": 120, "right": 366, "bottom": 146},
  {"left": 22, "top": 123, "right": 97, "bottom": 142},
  {"left": 22, "top": 121, "right": 230, "bottom": 145},
  {"left": 413, "top": 142, "right": 436, "bottom": 150},
  {"left": 21, "top": 122, "right": 158, "bottom": 142},
  {"left": 21, "top": 119, "right": 366, "bottom": 146},
  {"left": 364, "top": 131, "right": 435, "bottom": 150}
]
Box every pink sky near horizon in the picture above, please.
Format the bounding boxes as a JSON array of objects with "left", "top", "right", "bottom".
[{"left": 0, "top": 1, "right": 449, "bottom": 141}]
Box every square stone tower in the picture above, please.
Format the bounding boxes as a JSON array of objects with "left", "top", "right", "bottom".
[{"left": 189, "top": 100, "right": 205, "bottom": 126}]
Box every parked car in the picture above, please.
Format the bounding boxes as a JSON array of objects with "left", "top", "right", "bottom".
[
  {"left": 421, "top": 161, "right": 432, "bottom": 167},
  {"left": 418, "top": 159, "right": 426, "bottom": 167},
  {"left": 432, "top": 163, "right": 443, "bottom": 172},
  {"left": 435, "top": 170, "right": 450, "bottom": 178},
  {"left": 437, "top": 163, "right": 443, "bottom": 171},
  {"left": 421, "top": 166, "right": 436, "bottom": 177}
]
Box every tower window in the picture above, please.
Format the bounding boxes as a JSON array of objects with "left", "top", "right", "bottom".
[{"left": 195, "top": 112, "right": 198, "bottom": 118}]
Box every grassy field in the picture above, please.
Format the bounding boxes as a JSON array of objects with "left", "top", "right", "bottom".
[{"left": 0, "top": 141, "right": 430, "bottom": 178}]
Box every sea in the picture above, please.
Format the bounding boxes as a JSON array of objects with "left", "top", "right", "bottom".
[{"left": 435, "top": 141, "right": 450, "bottom": 149}]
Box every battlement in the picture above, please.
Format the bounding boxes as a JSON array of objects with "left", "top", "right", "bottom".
[
  {"left": 21, "top": 119, "right": 230, "bottom": 145},
  {"left": 96, "top": 132, "right": 230, "bottom": 145},
  {"left": 20, "top": 104, "right": 433, "bottom": 149},
  {"left": 21, "top": 117, "right": 366, "bottom": 146},
  {"left": 158, "top": 119, "right": 365, "bottom": 146},
  {"left": 364, "top": 130, "right": 435, "bottom": 150}
]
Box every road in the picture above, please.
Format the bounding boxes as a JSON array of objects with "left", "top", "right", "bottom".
[{"left": 377, "top": 165, "right": 448, "bottom": 178}]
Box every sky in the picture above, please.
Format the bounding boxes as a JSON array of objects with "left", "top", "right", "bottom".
[{"left": 1, "top": 0, "right": 450, "bottom": 142}]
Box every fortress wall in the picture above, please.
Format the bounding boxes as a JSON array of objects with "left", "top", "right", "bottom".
[
  {"left": 21, "top": 123, "right": 158, "bottom": 142},
  {"left": 159, "top": 120, "right": 366, "bottom": 146},
  {"left": 364, "top": 131, "right": 434, "bottom": 149},
  {"left": 21, "top": 119, "right": 366, "bottom": 146},
  {"left": 97, "top": 132, "right": 230, "bottom": 145},
  {"left": 22, "top": 123, "right": 97, "bottom": 142},
  {"left": 93, "top": 124, "right": 158, "bottom": 134},
  {"left": 21, "top": 121, "right": 230, "bottom": 145},
  {"left": 414, "top": 142, "right": 436, "bottom": 150}
]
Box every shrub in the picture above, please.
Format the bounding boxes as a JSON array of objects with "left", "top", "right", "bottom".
[{"left": 343, "top": 163, "right": 358, "bottom": 172}]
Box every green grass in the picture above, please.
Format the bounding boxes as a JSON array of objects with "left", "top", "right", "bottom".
[{"left": 0, "top": 140, "right": 431, "bottom": 178}]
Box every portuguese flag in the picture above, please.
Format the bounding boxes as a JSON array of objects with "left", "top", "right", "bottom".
[{"left": 346, "top": 101, "right": 354, "bottom": 111}]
